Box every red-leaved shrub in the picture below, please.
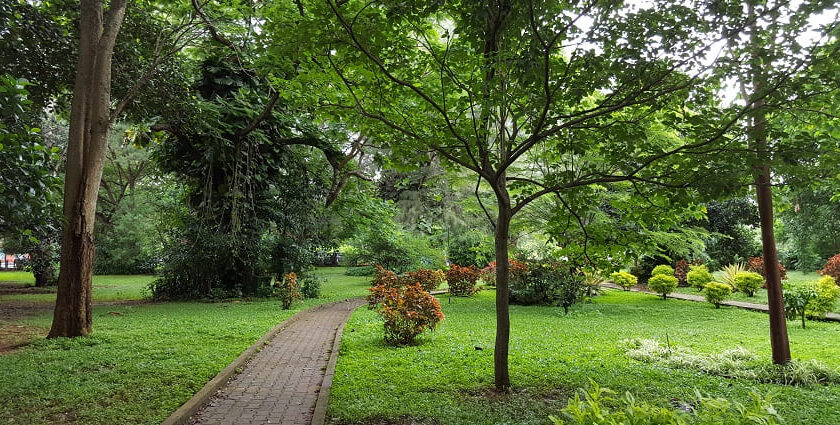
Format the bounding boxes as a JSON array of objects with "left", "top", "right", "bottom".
[
  {"left": 278, "top": 272, "right": 301, "bottom": 310},
  {"left": 445, "top": 264, "right": 481, "bottom": 296},
  {"left": 747, "top": 256, "right": 787, "bottom": 283},
  {"left": 367, "top": 283, "right": 444, "bottom": 345},
  {"left": 404, "top": 269, "right": 445, "bottom": 292},
  {"left": 481, "top": 260, "right": 528, "bottom": 287},
  {"left": 674, "top": 259, "right": 703, "bottom": 286},
  {"left": 372, "top": 265, "right": 401, "bottom": 288},
  {"left": 819, "top": 254, "right": 840, "bottom": 287}
]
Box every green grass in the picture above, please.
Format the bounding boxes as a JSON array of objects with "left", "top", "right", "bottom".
[
  {"left": 0, "top": 274, "right": 157, "bottom": 303},
  {"left": 0, "top": 267, "right": 369, "bottom": 425},
  {"left": 673, "top": 270, "right": 840, "bottom": 314},
  {"left": 328, "top": 289, "right": 840, "bottom": 425},
  {"left": 0, "top": 271, "right": 37, "bottom": 284}
]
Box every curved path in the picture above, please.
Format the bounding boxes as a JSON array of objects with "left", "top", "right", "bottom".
[
  {"left": 187, "top": 298, "right": 364, "bottom": 425},
  {"left": 603, "top": 283, "right": 840, "bottom": 322}
]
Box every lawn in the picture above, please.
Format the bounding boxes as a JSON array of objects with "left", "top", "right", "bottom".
[
  {"left": 328, "top": 288, "right": 840, "bottom": 425},
  {"left": 673, "top": 270, "right": 840, "bottom": 314},
  {"left": 0, "top": 267, "right": 369, "bottom": 425},
  {"left": 0, "top": 275, "right": 156, "bottom": 303}
]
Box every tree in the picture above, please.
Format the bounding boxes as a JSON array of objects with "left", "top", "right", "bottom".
[
  {"left": 49, "top": 0, "right": 129, "bottom": 337},
  {"left": 0, "top": 76, "right": 62, "bottom": 287},
  {"left": 261, "top": 0, "right": 776, "bottom": 390},
  {"left": 714, "top": 0, "right": 840, "bottom": 364}
]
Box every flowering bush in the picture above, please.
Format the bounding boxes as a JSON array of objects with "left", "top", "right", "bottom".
[
  {"left": 367, "top": 283, "right": 444, "bottom": 345},
  {"left": 404, "top": 269, "right": 445, "bottom": 292},
  {"left": 647, "top": 274, "right": 678, "bottom": 300},
  {"left": 277, "top": 272, "right": 301, "bottom": 310},
  {"left": 445, "top": 264, "right": 481, "bottom": 296},
  {"left": 686, "top": 265, "right": 714, "bottom": 291},
  {"left": 704, "top": 282, "right": 732, "bottom": 308},
  {"left": 819, "top": 254, "right": 840, "bottom": 286},
  {"left": 732, "top": 271, "right": 764, "bottom": 297},
  {"left": 610, "top": 271, "right": 637, "bottom": 290},
  {"left": 747, "top": 256, "right": 787, "bottom": 282}
]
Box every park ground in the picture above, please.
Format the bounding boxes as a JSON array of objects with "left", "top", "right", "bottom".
[{"left": 1, "top": 269, "right": 839, "bottom": 424}]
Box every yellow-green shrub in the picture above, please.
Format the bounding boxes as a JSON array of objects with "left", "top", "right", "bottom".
[
  {"left": 807, "top": 275, "right": 840, "bottom": 319},
  {"left": 732, "top": 271, "right": 764, "bottom": 297},
  {"left": 686, "top": 265, "right": 713, "bottom": 291},
  {"left": 610, "top": 271, "right": 637, "bottom": 290},
  {"left": 704, "top": 282, "right": 732, "bottom": 308},
  {"left": 647, "top": 274, "right": 678, "bottom": 300},
  {"left": 651, "top": 265, "right": 675, "bottom": 277}
]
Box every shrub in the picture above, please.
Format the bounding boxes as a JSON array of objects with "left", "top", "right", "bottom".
[
  {"left": 610, "top": 271, "right": 637, "bottom": 290},
  {"left": 784, "top": 281, "right": 817, "bottom": 329},
  {"left": 819, "top": 253, "right": 840, "bottom": 286},
  {"left": 549, "top": 383, "right": 783, "bottom": 425},
  {"left": 372, "top": 265, "right": 401, "bottom": 288},
  {"left": 809, "top": 275, "right": 840, "bottom": 318},
  {"left": 508, "top": 261, "right": 586, "bottom": 311},
  {"left": 647, "top": 274, "right": 678, "bottom": 300},
  {"left": 277, "top": 272, "right": 301, "bottom": 310},
  {"left": 719, "top": 263, "right": 747, "bottom": 288},
  {"left": 447, "top": 230, "right": 494, "bottom": 267},
  {"left": 367, "top": 283, "right": 444, "bottom": 345},
  {"left": 704, "top": 281, "right": 732, "bottom": 308},
  {"left": 344, "top": 265, "right": 375, "bottom": 276},
  {"left": 445, "top": 264, "right": 481, "bottom": 296},
  {"left": 747, "top": 256, "right": 787, "bottom": 282},
  {"left": 582, "top": 270, "right": 606, "bottom": 297},
  {"left": 674, "top": 259, "right": 704, "bottom": 287},
  {"left": 403, "top": 269, "right": 445, "bottom": 292},
  {"left": 651, "top": 264, "right": 675, "bottom": 277},
  {"left": 299, "top": 274, "right": 323, "bottom": 299},
  {"left": 624, "top": 338, "right": 840, "bottom": 386},
  {"left": 686, "top": 265, "right": 713, "bottom": 291},
  {"left": 732, "top": 271, "right": 763, "bottom": 296}
]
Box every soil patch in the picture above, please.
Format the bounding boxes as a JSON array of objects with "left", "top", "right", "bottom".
[
  {"left": 0, "top": 300, "right": 53, "bottom": 321},
  {"left": 0, "top": 283, "right": 56, "bottom": 296},
  {"left": 0, "top": 322, "right": 48, "bottom": 353}
]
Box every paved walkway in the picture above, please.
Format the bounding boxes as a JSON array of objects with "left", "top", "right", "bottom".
[
  {"left": 189, "top": 298, "right": 364, "bottom": 425},
  {"left": 603, "top": 283, "right": 840, "bottom": 322}
]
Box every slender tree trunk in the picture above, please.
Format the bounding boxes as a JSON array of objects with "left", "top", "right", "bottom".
[
  {"left": 493, "top": 183, "right": 512, "bottom": 392},
  {"left": 48, "top": 0, "right": 128, "bottom": 338}
]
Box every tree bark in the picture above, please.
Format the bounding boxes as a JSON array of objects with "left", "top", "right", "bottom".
[
  {"left": 746, "top": 1, "right": 790, "bottom": 365},
  {"left": 493, "top": 183, "right": 512, "bottom": 392},
  {"left": 48, "top": 0, "right": 128, "bottom": 338}
]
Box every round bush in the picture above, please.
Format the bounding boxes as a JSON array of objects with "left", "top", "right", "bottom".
[
  {"left": 732, "top": 271, "right": 764, "bottom": 297},
  {"left": 445, "top": 264, "right": 481, "bottom": 296},
  {"left": 819, "top": 254, "right": 840, "bottom": 286},
  {"left": 647, "top": 274, "right": 679, "bottom": 300},
  {"left": 610, "top": 271, "right": 638, "bottom": 290},
  {"left": 686, "top": 265, "right": 713, "bottom": 291},
  {"left": 704, "top": 282, "right": 732, "bottom": 308},
  {"left": 367, "top": 283, "right": 444, "bottom": 345},
  {"left": 807, "top": 275, "right": 840, "bottom": 319},
  {"left": 651, "top": 265, "right": 675, "bottom": 277}
]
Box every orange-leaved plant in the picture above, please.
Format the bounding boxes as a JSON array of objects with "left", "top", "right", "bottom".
[
  {"left": 445, "top": 264, "right": 481, "bottom": 296},
  {"left": 278, "top": 272, "right": 301, "bottom": 310},
  {"left": 367, "top": 283, "right": 444, "bottom": 345}
]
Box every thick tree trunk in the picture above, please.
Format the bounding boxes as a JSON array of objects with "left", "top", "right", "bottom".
[
  {"left": 493, "top": 186, "right": 512, "bottom": 392},
  {"left": 48, "top": 0, "right": 127, "bottom": 338}
]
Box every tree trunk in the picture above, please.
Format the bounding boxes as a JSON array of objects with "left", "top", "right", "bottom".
[
  {"left": 31, "top": 241, "right": 57, "bottom": 287},
  {"left": 493, "top": 186, "right": 512, "bottom": 392},
  {"left": 48, "top": 0, "right": 128, "bottom": 338},
  {"left": 754, "top": 167, "right": 791, "bottom": 363}
]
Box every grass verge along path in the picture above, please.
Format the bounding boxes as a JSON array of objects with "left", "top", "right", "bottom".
[
  {"left": 0, "top": 267, "right": 368, "bottom": 425},
  {"left": 328, "top": 289, "right": 840, "bottom": 425}
]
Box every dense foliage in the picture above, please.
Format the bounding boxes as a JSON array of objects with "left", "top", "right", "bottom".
[
  {"left": 686, "top": 265, "right": 714, "bottom": 291},
  {"left": 647, "top": 274, "right": 679, "bottom": 300},
  {"left": 704, "top": 282, "right": 732, "bottom": 308},
  {"left": 367, "top": 283, "right": 444, "bottom": 345},
  {"left": 610, "top": 271, "right": 638, "bottom": 291},
  {"left": 509, "top": 261, "right": 586, "bottom": 312},
  {"left": 732, "top": 272, "right": 764, "bottom": 297},
  {"left": 445, "top": 265, "right": 481, "bottom": 296}
]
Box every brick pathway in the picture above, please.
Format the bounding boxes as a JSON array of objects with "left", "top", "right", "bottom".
[
  {"left": 603, "top": 283, "right": 840, "bottom": 322},
  {"left": 190, "top": 298, "right": 364, "bottom": 425}
]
